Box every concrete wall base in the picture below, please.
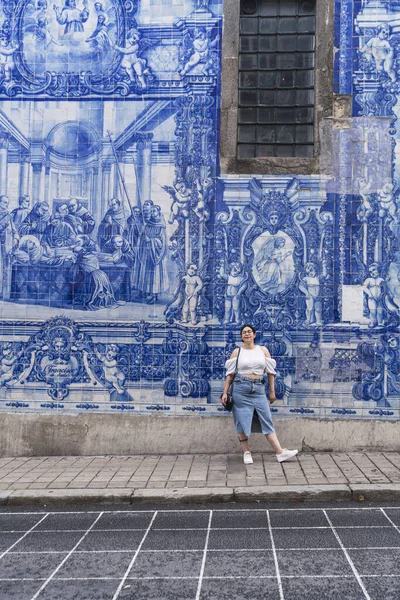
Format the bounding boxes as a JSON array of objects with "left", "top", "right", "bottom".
[{"left": 1, "top": 414, "right": 400, "bottom": 456}]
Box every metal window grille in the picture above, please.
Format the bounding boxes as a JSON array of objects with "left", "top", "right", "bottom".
[{"left": 238, "top": 0, "right": 316, "bottom": 158}]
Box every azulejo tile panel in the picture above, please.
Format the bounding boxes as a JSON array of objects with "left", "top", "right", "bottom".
[{"left": 0, "top": 0, "right": 398, "bottom": 419}]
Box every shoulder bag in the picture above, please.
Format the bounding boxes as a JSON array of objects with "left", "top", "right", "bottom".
[{"left": 222, "top": 347, "right": 241, "bottom": 412}]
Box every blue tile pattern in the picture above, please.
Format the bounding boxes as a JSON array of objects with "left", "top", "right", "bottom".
[{"left": 0, "top": 0, "right": 397, "bottom": 421}]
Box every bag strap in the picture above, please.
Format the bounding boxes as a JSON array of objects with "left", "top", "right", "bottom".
[{"left": 231, "top": 347, "right": 241, "bottom": 382}]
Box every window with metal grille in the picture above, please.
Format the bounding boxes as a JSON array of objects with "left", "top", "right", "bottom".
[{"left": 238, "top": 0, "right": 316, "bottom": 159}]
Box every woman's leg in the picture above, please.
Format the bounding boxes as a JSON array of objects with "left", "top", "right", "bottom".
[
  {"left": 251, "top": 387, "right": 284, "bottom": 455},
  {"left": 265, "top": 433, "right": 283, "bottom": 455},
  {"left": 238, "top": 434, "right": 249, "bottom": 453}
]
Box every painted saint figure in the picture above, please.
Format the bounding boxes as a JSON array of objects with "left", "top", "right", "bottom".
[
  {"left": 133, "top": 202, "right": 168, "bottom": 304},
  {"left": 42, "top": 205, "right": 76, "bottom": 248},
  {"left": 72, "top": 235, "right": 120, "bottom": 310},
  {"left": 255, "top": 237, "right": 292, "bottom": 295},
  {"left": 125, "top": 206, "right": 143, "bottom": 252},
  {"left": 105, "top": 235, "right": 135, "bottom": 267},
  {"left": 15, "top": 235, "right": 67, "bottom": 266},
  {"left": 53, "top": 0, "right": 89, "bottom": 35},
  {"left": 85, "top": 14, "right": 112, "bottom": 51},
  {"left": 19, "top": 201, "right": 51, "bottom": 239},
  {"left": 68, "top": 198, "right": 95, "bottom": 235},
  {"left": 97, "top": 198, "right": 127, "bottom": 251}
]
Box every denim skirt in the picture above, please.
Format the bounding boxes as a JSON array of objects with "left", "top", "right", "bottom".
[{"left": 232, "top": 375, "right": 275, "bottom": 436}]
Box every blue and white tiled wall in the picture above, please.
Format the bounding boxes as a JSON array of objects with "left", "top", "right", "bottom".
[{"left": 0, "top": 0, "right": 398, "bottom": 420}]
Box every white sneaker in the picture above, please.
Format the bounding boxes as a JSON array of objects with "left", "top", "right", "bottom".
[
  {"left": 276, "top": 449, "right": 298, "bottom": 463},
  {"left": 243, "top": 451, "right": 253, "bottom": 465}
]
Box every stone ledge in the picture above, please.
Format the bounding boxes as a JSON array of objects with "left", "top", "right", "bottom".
[
  {"left": 0, "top": 491, "right": 12, "bottom": 506},
  {"left": 350, "top": 484, "right": 400, "bottom": 501},
  {"left": 3, "top": 483, "right": 400, "bottom": 506},
  {"left": 233, "top": 484, "right": 352, "bottom": 503},
  {"left": 6, "top": 488, "right": 133, "bottom": 506},
  {"left": 132, "top": 487, "right": 234, "bottom": 504}
]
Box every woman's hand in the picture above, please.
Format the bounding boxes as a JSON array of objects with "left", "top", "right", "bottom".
[
  {"left": 269, "top": 392, "right": 277, "bottom": 404},
  {"left": 220, "top": 393, "right": 228, "bottom": 406}
]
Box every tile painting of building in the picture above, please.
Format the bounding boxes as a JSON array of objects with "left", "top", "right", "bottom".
[{"left": 0, "top": 0, "right": 398, "bottom": 424}]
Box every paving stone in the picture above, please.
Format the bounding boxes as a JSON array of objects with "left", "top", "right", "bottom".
[
  {"left": 330, "top": 453, "right": 370, "bottom": 484},
  {"left": 347, "top": 453, "right": 391, "bottom": 484},
  {"left": 365, "top": 453, "right": 400, "bottom": 483}
]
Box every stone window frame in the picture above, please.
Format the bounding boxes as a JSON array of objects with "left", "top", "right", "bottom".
[{"left": 220, "top": 0, "right": 334, "bottom": 175}]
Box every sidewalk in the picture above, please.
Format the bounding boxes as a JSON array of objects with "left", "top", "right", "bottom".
[{"left": 1, "top": 452, "right": 400, "bottom": 506}]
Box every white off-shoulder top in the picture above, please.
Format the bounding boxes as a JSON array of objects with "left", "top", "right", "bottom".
[{"left": 225, "top": 345, "right": 277, "bottom": 376}]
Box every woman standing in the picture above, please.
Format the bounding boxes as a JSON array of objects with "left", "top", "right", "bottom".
[{"left": 221, "top": 324, "right": 298, "bottom": 465}]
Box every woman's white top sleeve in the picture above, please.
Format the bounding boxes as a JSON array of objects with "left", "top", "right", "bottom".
[
  {"left": 264, "top": 356, "right": 277, "bottom": 375},
  {"left": 225, "top": 357, "right": 238, "bottom": 375}
]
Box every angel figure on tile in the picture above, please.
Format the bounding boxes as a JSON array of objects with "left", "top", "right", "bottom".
[
  {"left": 95, "top": 343, "right": 126, "bottom": 395},
  {"left": 113, "top": 28, "right": 153, "bottom": 88},
  {"left": 0, "top": 343, "right": 25, "bottom": 387},
  {"left": 179, "top": 27, "right": 220, "bottom": 76}
]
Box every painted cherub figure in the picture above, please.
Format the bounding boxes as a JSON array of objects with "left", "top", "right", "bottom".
[
  {"left": 195, "top": 178, "right": 212, "bottom": 222},
  {"left": 299, "top": 262, "right": 323, "bottom": 326},
  {"left": 222, "top": 262, "right": 248, "bottom": 324},
  {"left": 113, "top": 29, "right": 151, "bottom": 88},
  {"left": 0, "top": 34, "right": 19, "bottom": 82},
  {"left": 95, "top": 343, "right": 126, "bottom": 394},
  {"left": 179, "top": 27, "right": 220, "bottom": 76},
  {"left": 182, "top": 264, "right": 203, "bottom": 325},
  {"left": 163, "top": 180, "right": 191, "bottom": 224},
  {"left": 363, "top": 263, "right": 385, "bottom": 327},
  {"left": 377, "top": 182, "right": 397, "bottom": 219},
  {"left": 361, "top": 24, "right": 396, "bottom": 82},
  {"left": 357, "top": 178, "right": 374, "bottom": 222},
  {"left": 0, "top": 343, "right": 24, "bottom": 387}
]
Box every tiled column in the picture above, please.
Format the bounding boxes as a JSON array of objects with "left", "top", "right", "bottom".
[
  {"left": 91, "top": 166, "right": 101, "bottom": 233},
  {"left": 135, "top": 133, "right": 153, "bottom": 206},
  {"left": 31, "top": 163, "right": 43, "bottom": 203},
  {"left": 19, "top": 152, "right": 30, "bottom": 197},
  {"left": 44, "top": 166, "right": 50, "bottom": 204},
  {"left": 0, "top": 134, "right": 9, "bottom": 196},
  {"left": 101, "top": 162, "right": 111, "bottom": 216},
  {"left": 44, "top": 147, "right": 52, "bottom": 204}
]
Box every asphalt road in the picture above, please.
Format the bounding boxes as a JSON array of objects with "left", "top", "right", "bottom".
[{"left": 0, "top": 501, "right": 399, "bottom": 599}]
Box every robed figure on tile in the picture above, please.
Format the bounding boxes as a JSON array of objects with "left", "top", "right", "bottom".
[
  {"left": 97, "top": 198, "right": 127, "bottom": 251},
  {"left": 19, "top": 202, "right": 51, "bottom": 239},
  {"left": 53, "top": 0, "right": 90, "bottom": 35},
  {"left": 68, "top": 199, "right": 95, "bottom": 235},
  {"left": 72, "top": 235, "right": 121, "bottom": 310},
  {"left": 133, "top": 202, "right": 168, "bottom": 304}
]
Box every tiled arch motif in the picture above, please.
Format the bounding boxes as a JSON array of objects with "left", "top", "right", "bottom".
[{"left": 0, "top": 0, "right": 398, "bottom": 420}]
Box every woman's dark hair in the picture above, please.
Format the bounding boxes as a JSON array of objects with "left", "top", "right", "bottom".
[{"left": 240, "top": 324, "right": 256, "bottom": 337}]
